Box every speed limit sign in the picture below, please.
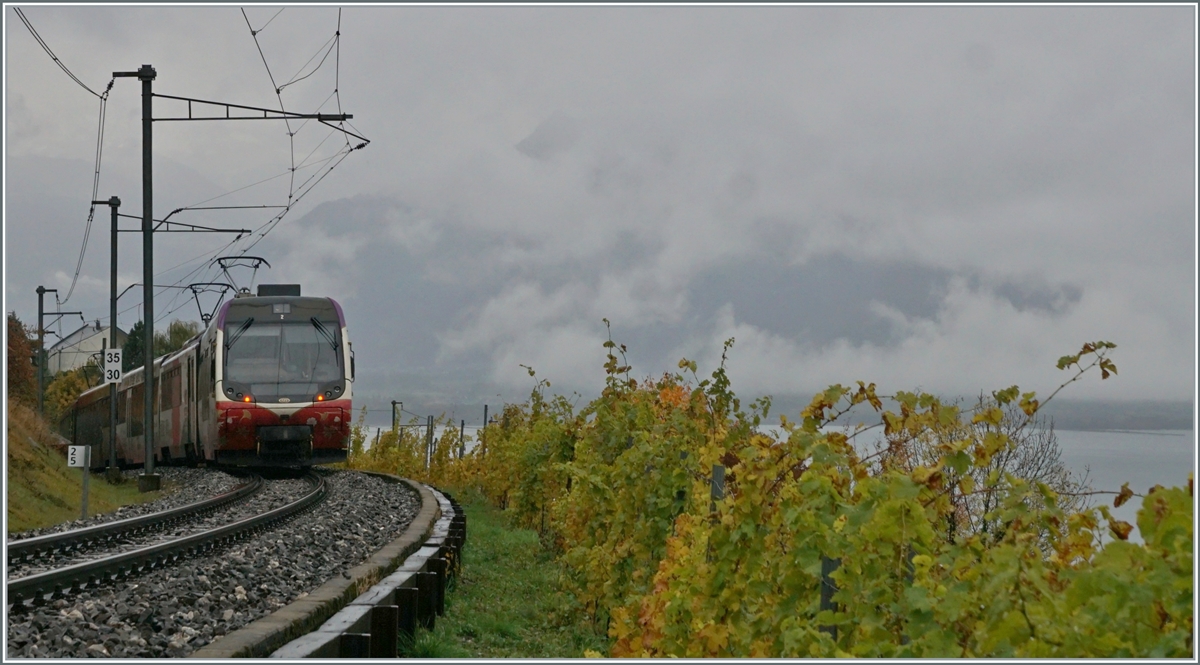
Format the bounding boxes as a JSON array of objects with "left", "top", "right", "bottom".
[
  {"left": 68, "top": 445, "right": 90, "bottom": 468},
  {"left": 104, "top": 349, "right": 122, "bottom": 384}
]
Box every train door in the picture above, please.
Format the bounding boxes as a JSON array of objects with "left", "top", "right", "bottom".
[
  {"left": 116, "top": 386, "right": 128, "bottom": 466},
  {"left": 186, "top": 356, "right": 194, "bottom": 462}
]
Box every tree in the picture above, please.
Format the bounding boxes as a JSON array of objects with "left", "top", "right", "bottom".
[
  {"left": 44, "top": 364, "right": 95, "bottom": 425},
  {"left": 122, "top": 318, "right": 200, "bottom": 372},
  {"left": 876, "top": 393, "right": 1091, "bottom": 545},
  {"left": 154, "top": 319, "right": 201, "bottom": 356},
  {"left": 7, "top": 312, "right": 37, "bottom": 406},
  {"left": 122, "top": 319, "right": 145, "bottom": 372}
]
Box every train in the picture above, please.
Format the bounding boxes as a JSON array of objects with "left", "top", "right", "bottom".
[{"left": 60, "top": 286, "right": 354, "bottom": 468}]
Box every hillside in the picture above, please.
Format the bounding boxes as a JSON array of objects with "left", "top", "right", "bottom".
[{"left": 6, "top": 401, "right": 155, "bottom": 533}]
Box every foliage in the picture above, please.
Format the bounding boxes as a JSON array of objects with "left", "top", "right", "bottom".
[
  {"left": 122, "top": 319, "right": 201, "bottom": 371},
  {"left": 6, "top": 400, "right": 159, "bottom": 532},
  {"left": 155, "top": 319, "right": 201, "bottom": 357},
  {"left": 873, "top": 394, "right": 1092, "bottom": 544},
  {"left": 357, "top": 334, "right": 1192, "bottom": 658},
  {"left": 44, "top": 364, "right": 98, "bottom": 425},
  {"left": 7, "top": 312, "right": 38, "bottom": 405},
  {"left": 414, "top": 491, "right": 611, "bottom": 658},
  {"left": 342, "top": 406, "right": 470, "bottom": 489},
  {"left": 123, "top": 320, "right": 146, "bottom": 372}
]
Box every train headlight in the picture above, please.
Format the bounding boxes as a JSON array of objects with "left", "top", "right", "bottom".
[
  {"left": 333, "top": 386, "right": 341, "bottom": 394},
  {"left": 325, "top": 390, "right": 333, "bottom": 399},
  {"left": 316, "top": 394, "right": 325, "bottom": 401},
  {"left": 226, "top": 387, "right": 234, "bottom": 396}
]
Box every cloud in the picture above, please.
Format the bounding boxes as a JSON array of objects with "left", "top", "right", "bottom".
[{"left": 5, "top": 6, "right": 1193, "bottom": 406}]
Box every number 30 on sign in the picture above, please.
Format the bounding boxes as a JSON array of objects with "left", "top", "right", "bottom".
[{"left": 104, "top": 349, "right": 122, "bottom": 384}]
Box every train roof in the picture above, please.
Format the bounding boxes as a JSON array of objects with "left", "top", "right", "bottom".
[{"left": 214, "top": 295, "right": 345, "bottom": 329}]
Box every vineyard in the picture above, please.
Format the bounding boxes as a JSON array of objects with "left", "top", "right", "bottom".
[{"left": 343, "top": 334, "right": 1193, "bottom": 657}]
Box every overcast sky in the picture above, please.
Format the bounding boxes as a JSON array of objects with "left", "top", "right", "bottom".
[{"left": 4, "top": 5, "right": 1196, "bottom": 407}]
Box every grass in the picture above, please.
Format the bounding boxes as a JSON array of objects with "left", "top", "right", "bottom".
[
  {"left": 6, "top": 400, "right": 164, "bottom": 533},
  {"left": 418, "top": 489, "right": 611, "bottom": 658}
]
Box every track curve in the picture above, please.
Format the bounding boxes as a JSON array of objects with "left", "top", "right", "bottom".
[{"left": 7, "top": 472, "right": 326, "bottom": 609}]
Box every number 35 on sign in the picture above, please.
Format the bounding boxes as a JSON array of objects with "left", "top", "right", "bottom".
[{"left": 104, "top": 349, "right": 122, "bottom": 384}]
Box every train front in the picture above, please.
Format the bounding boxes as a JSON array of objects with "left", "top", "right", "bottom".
[{"left": 215, "top": 295, "right": 352, "bottom": 466}]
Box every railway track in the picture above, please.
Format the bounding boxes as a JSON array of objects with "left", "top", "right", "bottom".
[
  {"left": 7, "top": 472, "right": 327, "bottom": 610},
  {"left": 7, "top": 471, "right": 262, "bottom": 568}
]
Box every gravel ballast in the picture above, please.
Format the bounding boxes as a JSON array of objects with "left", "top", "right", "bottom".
[
  {"left": 8, "top": 467, "right": 242, "bottom": 541},
  {"left": 6, "top": 469, "right": 421, "bottom": 658},
  {"left": 7, "top": 475, "right": 309, "bottom": 579}
]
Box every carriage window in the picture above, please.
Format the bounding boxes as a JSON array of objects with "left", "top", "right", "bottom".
[
  {"left": 129, "top": 384, "right": 144, "bottom": 436},
  {"left": 161, "top": 367, "right": 181, "bottom": 407}
]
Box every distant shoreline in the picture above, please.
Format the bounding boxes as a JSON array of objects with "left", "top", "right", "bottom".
[{"left": 1059, "top": 428, "right": 1192, "bottom": 436}]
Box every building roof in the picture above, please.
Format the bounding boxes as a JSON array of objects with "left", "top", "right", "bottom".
[{"left": 47, "top": 323, "right": 128, "bottom": 354}]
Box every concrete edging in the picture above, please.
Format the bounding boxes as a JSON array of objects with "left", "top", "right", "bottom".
[
  {"left": 268, "top": 487, "right": 464, "bottom": 658},
  {"left": 189, "top": 472, "right": 439, "bottom": 659}
]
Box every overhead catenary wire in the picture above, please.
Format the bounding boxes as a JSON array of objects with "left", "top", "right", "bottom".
[
  {"left": 229, "top": 6, "right": 367, "bottom": 259},
  {"left": 13, "top": 7, "right": 102, "bottom": 97},
  {"left": 278, "top": 32, "right": 339, "bottom": 92},
  {"left": 14, "top": 7, "right": 117, "bottom": 306},
  {"left": 97, "top": 7, "right": 370, "bottom": 331}
]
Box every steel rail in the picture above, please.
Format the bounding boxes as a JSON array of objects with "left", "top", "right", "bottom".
[
  {"left": 7, "top": 472, "right": 263, "bottom": 564},
  {"left": 7, "top": 472, "right": 327, "bottom": 609}
]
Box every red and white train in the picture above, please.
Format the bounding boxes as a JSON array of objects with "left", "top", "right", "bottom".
[{"left": 62, "top": 287, "right": 354, "bottom": 468}]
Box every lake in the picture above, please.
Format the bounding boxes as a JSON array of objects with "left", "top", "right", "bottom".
[{"left": 1055, "top": 428, "right": 1194, "bottom": 542}]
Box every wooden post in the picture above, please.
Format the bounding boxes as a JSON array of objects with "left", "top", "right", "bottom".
[
  {"left": 431, "top": 555, "right": 448, "bottom": 616},
  {"left": 425, "top": 415, "right": 434, "bottom": 468},
  {"left": 819, "top": 556, "right": 841, "bottom": 641},
  {"left": 370, "top": 605, "right": 399, "bottom": 657},
  {"left": 416, "top": 571, "right": 437, "bottom": 630},
  {"left": 339, "top": 633, "right": 370, "bottom": 657},
  {"left": 710, "top": 464, "right": 725, "bottom": 513},
  {"left": 396, "top": 586, "right": 418, "bottom": 642}
]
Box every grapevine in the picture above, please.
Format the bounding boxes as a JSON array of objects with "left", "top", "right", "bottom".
[{"left": 343, "top": 337, "right": 1192, "bottom": 657}]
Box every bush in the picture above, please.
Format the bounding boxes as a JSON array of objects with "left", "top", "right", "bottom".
[
  {"left": 7, "top": 312, "right": 38, "bottom": 406},
  {"left": 352, "top": 334, "right": 1192, "bottom": 657}
]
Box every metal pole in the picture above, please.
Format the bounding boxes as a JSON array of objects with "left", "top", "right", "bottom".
[
  {"left": 138, "top": 65, "right": 158, "bottom": 491},
  {"left": 97, "top": 197, "right": 122, "bottom": 481},
  {"left": 460, "top": 419, "right": 465, "bottom": 458},
  {"left": 482, "top": 404, "right": 488, "bottom": 457},
  {"left": 36, "top": 286, "right": 45, "bottom": 416},
  {"left": 81, "top": 449, "right": 90, "bottom": 520},
  {"left": 392, "top": 400, "right": 398, "bottom": 433}
]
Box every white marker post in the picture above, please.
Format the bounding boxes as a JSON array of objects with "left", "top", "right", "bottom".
[{"left": 68, "top": 445, "right": 91, "bottom": 519}]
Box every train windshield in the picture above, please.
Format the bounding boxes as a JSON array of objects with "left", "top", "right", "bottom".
[{"left": 224, "top": 321, "right": 342, "bottom": 399}]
